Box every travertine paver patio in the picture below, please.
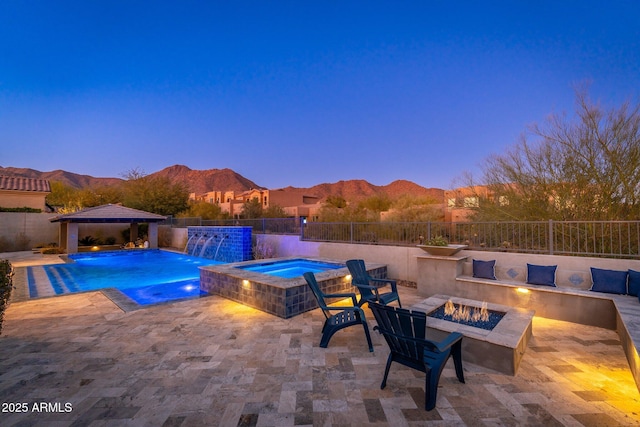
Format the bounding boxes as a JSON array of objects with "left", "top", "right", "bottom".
[{"left": 1, "top": 252, "right": 640, "bottom": 426}]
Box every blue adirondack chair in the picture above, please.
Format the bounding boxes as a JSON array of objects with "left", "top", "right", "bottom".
[
  {"left": 346, "top": 259, "right": 402, "bottom": 307},
  {"left": 303, "top": 271, "right": 374, "bottom": 352},
  {"left": 368, "top": 301, "right": 465, "bottom": 411}
]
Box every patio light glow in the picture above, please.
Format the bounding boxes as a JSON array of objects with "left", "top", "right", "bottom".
[{"left": 516, "top": 287, "right": 530, "bottom": 294}]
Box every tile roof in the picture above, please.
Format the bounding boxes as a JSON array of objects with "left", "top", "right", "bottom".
[
  {"left": 0, "top": 175, "right": 51, "bottom": 192},
  {"left": 50, "top": 204, "right": 167, "bottom": 223}
]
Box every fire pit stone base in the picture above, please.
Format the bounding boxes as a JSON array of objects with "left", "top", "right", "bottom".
[{"left": 412, "top": 294, "right": 534, "bottom": 375}]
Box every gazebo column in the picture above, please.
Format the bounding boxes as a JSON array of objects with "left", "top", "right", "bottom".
[
  {"left": 148, "top": 223, "right": 159, "bottom": 249},
  {"left": 59, "top": 222, "right": 68, "bottom": 250},
  {"left": 65, "top": 222, "right": 79, "bottom": 254},
  {"left": 130, "top": 222, "right": 139, "bottom": 243}
]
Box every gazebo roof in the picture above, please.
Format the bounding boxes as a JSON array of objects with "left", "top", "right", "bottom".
[{"left": 50, "top": 204, "right": 167, "bottom": 223}]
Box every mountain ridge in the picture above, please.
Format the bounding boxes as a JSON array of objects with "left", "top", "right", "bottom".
[{"left": 0, "top": 165, "right": 444, "bottom": 202}]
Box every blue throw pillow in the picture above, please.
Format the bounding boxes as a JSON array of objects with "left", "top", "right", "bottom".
[
  {"left": 628, "top": 269, "right": 640, "bottom": 297},
  {"left": 527, "top": 264, "right": 557, "bottom": 287},
  {"left": 590, "top": 267, "right": 628, "bottom": 295},
  {"left": 473, "top": 259, "right": 496, "bottom": 280}
]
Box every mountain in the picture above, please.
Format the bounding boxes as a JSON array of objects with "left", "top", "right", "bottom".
[
  {"left": 150, "top": 165, "right": 263, "bottom": 194},
  {"left": 0, "top": 164, "right": 443, "bottom": 202},
  {"left": 0, "top": 165, "right": 262, "bottom": 195},
  {"left": 0, "top": 166, "right": 122, "bottom": 188},
  {"left": 280, "top": 179, "right": 443, "bottom": 202}
]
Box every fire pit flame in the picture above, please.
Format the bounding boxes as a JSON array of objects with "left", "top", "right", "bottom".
[{"left": 445, "top": 299, "right": 490, "bottom": 323}]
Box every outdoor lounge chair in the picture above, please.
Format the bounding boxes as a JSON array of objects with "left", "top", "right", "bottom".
[
  {"left": 368, "top": 302, "right": 465, "bottom": 411},
  {"left": 303, "top": 271, "right": 374, "bottom": 352},
  {"left": 346, "top": 259, "right": 402, "bottom": 307}
]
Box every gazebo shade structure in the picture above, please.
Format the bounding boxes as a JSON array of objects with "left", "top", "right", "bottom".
[{"left": 50, "top": 204, "right": 167, "bottom": 254}]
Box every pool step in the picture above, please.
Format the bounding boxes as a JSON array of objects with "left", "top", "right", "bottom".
[
  {"left": 26, "top": 266, "right": 57, "bottom": 298},
  {"left": 42, "top": 265, "right": 81, "bottom": 294}
]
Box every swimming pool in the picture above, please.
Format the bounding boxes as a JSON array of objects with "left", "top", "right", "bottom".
[
  {"left": 39, "top": 250, "right": 222, "bottom": 305},
  {"left": 236, "top": 258, "right": 344, "bottom": 279}
]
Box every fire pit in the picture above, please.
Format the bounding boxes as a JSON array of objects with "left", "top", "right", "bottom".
[
  {"left": 413, "top": 294, "right": 534, "bottom": 375},
  {"left": 428, "top": 299, "right": 505, "bottom": 331}
]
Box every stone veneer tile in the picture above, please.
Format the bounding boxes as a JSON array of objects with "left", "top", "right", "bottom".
[{"left": 200, "top": 258, "right": 388, "bottom": 318}]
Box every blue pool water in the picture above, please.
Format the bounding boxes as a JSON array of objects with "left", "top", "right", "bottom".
[
  {"left": 41, "top": 250, "right": 222, "bottom": 305},
  {"left": 237, "top": 258, "right": 344, "bottom": 279}
]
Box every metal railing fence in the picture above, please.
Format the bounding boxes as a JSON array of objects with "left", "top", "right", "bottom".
[
  {"left": 163, "top": 217, "right": 301, "bottom": 235},
  {"left": 301, "top": 220, "right": 640, "bottom": 259},
  {"left": 164, "top": 217, "right": 640, "bottom": 258}
]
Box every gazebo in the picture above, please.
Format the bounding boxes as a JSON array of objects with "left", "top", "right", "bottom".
[{"left": 49, "top": 204, "right": 167, "bottom": 254}]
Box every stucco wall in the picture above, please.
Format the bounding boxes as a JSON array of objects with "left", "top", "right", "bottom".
[
  {"left": 160, "top": 229, "right": 640, "bottom": 287},
  {"left": 253, "top": 234, "right": 424, "bottom": 286},
  {"left": 0, "top": 191, "right": 48, "bottom": 210},
  {"left": 0, "top": 212, "right": 58, "bottom": 250}
]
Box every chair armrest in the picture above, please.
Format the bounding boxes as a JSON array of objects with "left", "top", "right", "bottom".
[
  {"left": 431, "top": 332, "right": 463, "bottom": 353},
  {"left": 353, "top": 283, "right": 380, "bottom": 291},
  {"left": 324, "top": 292, "right": 359, "bottom": 306},
  {"left": 323, "top": 306, "right": 366, "bottom": 318},
  {"left": 352, "top": 283, "right": 381, "bottom": 300},
  {"left": 373, "top": 328, "right": 462, "bottom": 354},
  {"left": 369, "top": 277, "right": 398, "bottom": 292}
]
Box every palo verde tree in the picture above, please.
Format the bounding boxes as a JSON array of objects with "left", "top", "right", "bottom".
[
  {"left": 262, "top": 204, "right": 287, "bottom": 218},
  {"left": 473, "top": 86, "right": 640, "bottom": 221},
  {"left": 46, "top": 181, "right": 122, "bottom": 213},
  {"left": 120, "top": 168, "right": 189, "bottom": 216},
  {"left": 241, "top": 198, "right": 263, "bottom": 219},
  {"left": 384, "top": 194, "right": 444, "bottom": 222},
  {"left": 178, "top": 201, "right": 228, "bottom": 220}
]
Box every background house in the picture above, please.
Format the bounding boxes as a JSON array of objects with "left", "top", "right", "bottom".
[
  {"left": 0, "top": 176, "right": 51, "bottom": 211},
  {"left": 190, "top": 188, "right": 322, "bottom": 219}
]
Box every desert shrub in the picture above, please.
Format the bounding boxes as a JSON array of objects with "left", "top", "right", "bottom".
[
  {"left": 78, "top": 236, "right": 99, "bottom": 246},
  {"left": 0, "top": 259, "right": 14, "bottom": 335},
  {"left": 121, "top": 224, "right": 149, "bottom": 242},
  {"left": 253, "top": 239, "right": 276, "bottom": 259},
  {"left": 41, "top": 247, "right": 65, "bottom": 255},
  {"left": 0, "top": 207, "right": 41, "bottom": 213},
  {"left": 0, "top": 234, "right": 31, "bottom": 252},
  {"left": 12, "top": 233, "right": 30, "bottom": 251},
  {"left": 0, "top": 237, "right": 10, "bottom": 252}
]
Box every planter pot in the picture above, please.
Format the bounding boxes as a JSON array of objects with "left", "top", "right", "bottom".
[{"left": 417, "top": 244, "right": 468, "bottom": 256}]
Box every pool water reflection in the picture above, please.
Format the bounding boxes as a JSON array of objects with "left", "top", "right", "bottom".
[{"left": 38, "top": 250, "right": 221, "bottom": 305}]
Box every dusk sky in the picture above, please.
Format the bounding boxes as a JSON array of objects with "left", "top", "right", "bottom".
[{"left": 1, "top": 1, "right": 639, "bottom": 190}]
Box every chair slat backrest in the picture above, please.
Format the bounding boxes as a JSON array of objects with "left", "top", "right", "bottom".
[
  {"left": 303, "top": 271, "right": 330, "bottom": 320},
  {"left": 369, "top": 302, "right": 429, "bottom": 361},
  {"left": 346, "top": 259, "right": 375, "bottom": 301}
]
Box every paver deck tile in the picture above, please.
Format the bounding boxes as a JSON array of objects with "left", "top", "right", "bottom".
[{"left": 1, "top": 252, "right": 640, "bottom": 425}]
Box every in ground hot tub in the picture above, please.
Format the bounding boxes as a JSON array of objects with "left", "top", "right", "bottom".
[
  {"left": 235, "top": 258, "right": 344, "bottom": 278},
  {"left": 200, "top": 257, "right": 390, "bottom": 318}
]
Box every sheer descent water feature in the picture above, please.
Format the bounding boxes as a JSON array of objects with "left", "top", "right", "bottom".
[{"left": 185, "top": 226, "right": 252, "bottom": 263}]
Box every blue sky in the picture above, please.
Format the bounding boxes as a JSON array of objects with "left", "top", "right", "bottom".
[{"left": 1, "top": 1, "right": 639, "bottom": 190}]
